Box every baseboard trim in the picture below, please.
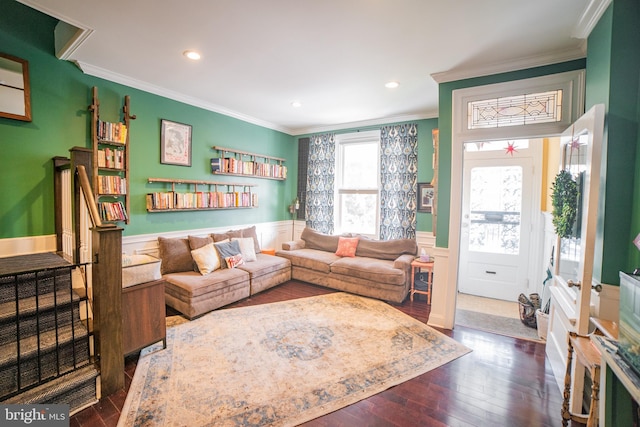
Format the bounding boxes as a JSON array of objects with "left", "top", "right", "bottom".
[{"left": 0, "top": 235, "right": 57, "bottom": 258}]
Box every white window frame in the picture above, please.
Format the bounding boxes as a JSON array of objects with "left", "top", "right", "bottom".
[{"left": 334, "top": 130, "right": 381, "bottom": 237}]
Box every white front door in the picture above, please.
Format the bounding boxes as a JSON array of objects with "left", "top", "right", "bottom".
[
  {"left": 545, "top": 105, "right": 605, "bottom": 405},
  {"left": 458, "top": 141, "right": 535, "bottom": 301}
]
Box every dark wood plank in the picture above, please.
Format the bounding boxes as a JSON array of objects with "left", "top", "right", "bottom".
[{"left": 73, "top": 280, "right": 578, "bottom": 426}]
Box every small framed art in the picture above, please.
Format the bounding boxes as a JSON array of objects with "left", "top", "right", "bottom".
[
  {"left": 160, "top": 119, "right": 192, "bottom": 166},
  {"left": 418, "top": 182, "right": 434, "bottom": 213}
]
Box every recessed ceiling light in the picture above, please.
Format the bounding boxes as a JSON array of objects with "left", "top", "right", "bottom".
[
  {"left": 385, "top": 81, "right": 400, "bottom": 89},
  {"left": 291, "top": 101, "right": 302, "bottom": 108},
  {"left": 183, "top": 50, "right": 201, "bottom": 60}
]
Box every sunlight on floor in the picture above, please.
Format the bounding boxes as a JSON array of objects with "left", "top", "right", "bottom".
[{"left": 456, "top": 292, "right": 520, "bottom": 320}]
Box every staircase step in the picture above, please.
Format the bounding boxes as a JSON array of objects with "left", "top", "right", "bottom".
[
  {"left": 0, "top": 268, "right": 73, "bottom": 305},
  {"left": 2, "top": 364, "right": 99, "bottom": 414},
  {"left": 0, "top": 322, "right": 90, "bottom": 399},
  {"left": 0, "top": 290, "right": 83, "bottom": 343}
]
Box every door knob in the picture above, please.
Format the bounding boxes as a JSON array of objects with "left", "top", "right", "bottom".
[{"left": 567, "top": 279, "right": 581, "bottom": 289}]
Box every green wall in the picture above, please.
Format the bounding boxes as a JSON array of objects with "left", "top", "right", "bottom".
[
  {"left": 0, "top": 1, "right": 295, "bottom": 239},
  {"left": 296, "top": 118, "right": 439, "bottom": 233},
  {"left": 435, "top": 59, "right": 587, "bottom": 248},
  {"left": 587, "top": 0, "right": 640, "bottom": 285}
]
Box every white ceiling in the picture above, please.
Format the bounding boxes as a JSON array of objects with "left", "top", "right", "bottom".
[{"left": 20, "top": 0, "right": 605, "bottom": 135}]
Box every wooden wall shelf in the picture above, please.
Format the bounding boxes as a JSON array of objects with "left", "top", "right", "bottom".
[
  {"left": 146, "top": 177, "right": 258, "bottom": 211},
  {"left": 211, "top": 146, "right": 287, "bottom": 180},
  {"left": 89, "top": 86, "right": 135, "bottom": 224}
]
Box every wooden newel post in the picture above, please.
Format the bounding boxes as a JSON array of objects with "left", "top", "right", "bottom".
[{"left": 92, "top": 225, "right": 124, "bottom": 396}]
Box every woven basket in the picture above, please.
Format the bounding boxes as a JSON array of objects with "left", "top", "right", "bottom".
[{"left": 518, "top": 293, "right": 540, "bottom": 329}]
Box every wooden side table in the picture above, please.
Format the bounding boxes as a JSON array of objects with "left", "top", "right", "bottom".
[
  {"left": 561, "top": 319, "right": 618, "bottom": 427},
  {"left": 122, "top": 279, "right": 167, "bottom": 355},
  {"left": 410, "top": 259, "right": 434, "bottom": 304}
]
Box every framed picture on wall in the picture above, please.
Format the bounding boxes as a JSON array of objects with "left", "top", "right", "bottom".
[
  {"left": 418, "top": 182, "right": 434, "bottom": 213},
  {"left": 160, "top": 119, "right": 192, "bottom": 166}
]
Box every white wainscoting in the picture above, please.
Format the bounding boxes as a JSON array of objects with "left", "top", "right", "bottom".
[
  {"left": 122, "top": 221, "right": 292, "bottom": 257},
  {"left": 416, "top": 231, "right": 436, "bottom": 256}
]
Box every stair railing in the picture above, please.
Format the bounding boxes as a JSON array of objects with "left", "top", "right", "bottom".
[{"left": 75, "top": 165, "right": 124, "bottom": 396}]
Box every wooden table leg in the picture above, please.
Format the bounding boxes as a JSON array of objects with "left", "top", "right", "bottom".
[
  {"left": 562, "top": 334, "right": 574, "bottom": 426},
  {"left": 410, "top": 265, "right": 416, "bottom": 301}
]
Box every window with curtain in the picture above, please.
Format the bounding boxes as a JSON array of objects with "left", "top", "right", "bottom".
[{"left": 334, "top": 131, "right": 380, "bottom": 237}]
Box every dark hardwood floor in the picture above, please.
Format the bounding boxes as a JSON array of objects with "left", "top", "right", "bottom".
[{"left": 70, "top": 280, "right": 578, "bottom": 426}]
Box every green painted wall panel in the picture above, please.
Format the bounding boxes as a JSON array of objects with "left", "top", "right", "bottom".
[
  {"left": 587, "top": 0, "right": 640, "bottom": 285},
  {"left": 0, "top": 1, "right": 295, "bottom": 239}
]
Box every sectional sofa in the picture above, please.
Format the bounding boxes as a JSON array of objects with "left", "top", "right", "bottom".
[
  {"left": 276, "top": 227, "right": 418, "bottom": 303},
  {"left": 156, "top": 226, "right": 291, "bottom": 319}
]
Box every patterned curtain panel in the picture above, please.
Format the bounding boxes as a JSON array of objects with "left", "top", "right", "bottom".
[
  {"left": 306, "top": 133, "right": 336, "bottom": 234},
  {"left": 379, "top": 123, "right": 418, "bottom": 240}
]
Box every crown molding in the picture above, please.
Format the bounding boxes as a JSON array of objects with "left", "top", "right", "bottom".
[
  {"left": 75, "top": 61, "right": 293, "bottom": 135},
  {"left": 573, "top": 0, "right": 612, "bottom": 39},
  {"left": 290, "top": 111, "right": 438, "bottom": 136},
  {"left": 18, "top": 0, "right": 94, "bottom": 60},
  {"left": 431, "top": 45, "right": 586, "bottom": 84}
]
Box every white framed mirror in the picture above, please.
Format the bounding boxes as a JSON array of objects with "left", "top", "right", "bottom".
[{"left": 0, "top": 52, "right": 31, "bottom": 122}]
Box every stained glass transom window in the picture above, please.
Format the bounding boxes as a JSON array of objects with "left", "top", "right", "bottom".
[{"left": 468, "top": 90, "right": 563, "bottom": 129}]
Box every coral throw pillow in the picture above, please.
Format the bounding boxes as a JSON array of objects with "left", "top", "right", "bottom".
[{"left": 335, "top": 237, "right": 359, "bottom": 257}]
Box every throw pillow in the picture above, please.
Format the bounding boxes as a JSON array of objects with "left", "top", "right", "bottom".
[
  {"left": 232, "top": 237, "right": 257, "bottom": 262},
  {"left": 191, "top": 243, "right": 221, "bottom": 275},
  {"left": 188, "top": 235, "right": 213, "bottom": 250},
  {"left": 214, "top": 240, "right": 242, "bottom": 268},
  {"left": 225, "top": 253, "right": 245, "bottom": 269},
  {"left": 158, "top": 237, "right": 194, "bottom": 274},
  {"left": 335, "top": 236, "right": 359, "bottom": 257}
]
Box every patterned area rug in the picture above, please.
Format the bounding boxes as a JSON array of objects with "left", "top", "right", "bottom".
[{"left": 118, "top": 293, "right": 471, "bottom": 427}]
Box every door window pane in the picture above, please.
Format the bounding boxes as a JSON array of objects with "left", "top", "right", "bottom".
[{"left": 468, "top": 166, "right": 523, "bottom": 254}]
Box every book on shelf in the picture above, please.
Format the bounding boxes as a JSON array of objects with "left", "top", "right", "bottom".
[
  {"left": 98, "top": 201, "right": 128, "bottom": 222},
  {"left": 98, "top": 176, "right": 127, "bottom": 195},
  {"left": 98, "top": 148, "right": 125, "bottom": 169},
  {"left": 211, "top": 156, "right": 286, "bottom": 179},
  {"left": 210, "top": 158, "right": 222, "bottom": 173},
  {"left": 147, "top": 191, "right": 257, "bottom": 210},
  {"left": 97, "top": 120, "right": 127, "bottom": 144}
]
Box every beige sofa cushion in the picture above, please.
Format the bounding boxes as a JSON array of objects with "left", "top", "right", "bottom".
[
  {"left": 158, "top": 237, "right": 194, "bottom": 274},
  {"left": 275, "top": 248, "right": 340, "bottom": 274},
  {"left": 330, "top": 256, "right": 406, "bottom": 285},
  {"left": 237, "top": 253, "right": 290, "bottom": 278},
  {"left": 213, "top": 226, "right": 261, "bottom": 253},
  {"left": 163, "top": 268, "right": 249, "bottom": 298},
  {"left": 301, "top": 227, "right": 339, "bottom": 252},
  {"left": 355, "top": 237, "right": 417, "bottom": 260}
]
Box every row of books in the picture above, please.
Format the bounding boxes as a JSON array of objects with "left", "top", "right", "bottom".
[
  {"left": 97, "top": 148, "right": 125, "bottom": 169},
  {"left": 98, "top": 201, "right": 128, "bottom": 222},
  {"left": 97, "top": 120, "right": 128, "bottom": 144},
  {"left": 146, "top": 191, "right": 258, "bottom": 210},
  {"left": 97, "top": 176, "right": 127, "bottom": 195},
  {"left": 211, "top": 157, "right": 287, "bottom": 179}
]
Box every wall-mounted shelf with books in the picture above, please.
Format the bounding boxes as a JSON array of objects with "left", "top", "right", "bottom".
[
  {"left": 211, "top": 146, "right": 287, "bottom": 180},
  {"left": 146, "top": 177, "right": 258, "bottom": 212},
  {"left": 89, "top": 86, "right": 135, "bottom": 224}
]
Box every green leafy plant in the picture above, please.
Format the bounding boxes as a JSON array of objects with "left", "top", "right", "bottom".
[{"left": 551, "top": 170, "right": 578, "bottom": 238}]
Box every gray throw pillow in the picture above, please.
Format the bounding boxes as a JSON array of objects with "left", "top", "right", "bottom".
[{"left": 214, "top": 240, "right": 242, "bottom": 268}]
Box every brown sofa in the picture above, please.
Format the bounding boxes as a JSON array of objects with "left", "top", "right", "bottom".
[
  {"left": 276, "top": 227, "right": 417, "bottom": 303},
  {"left": 158, "top": 226, "right": 291, "bottom": 319}
]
